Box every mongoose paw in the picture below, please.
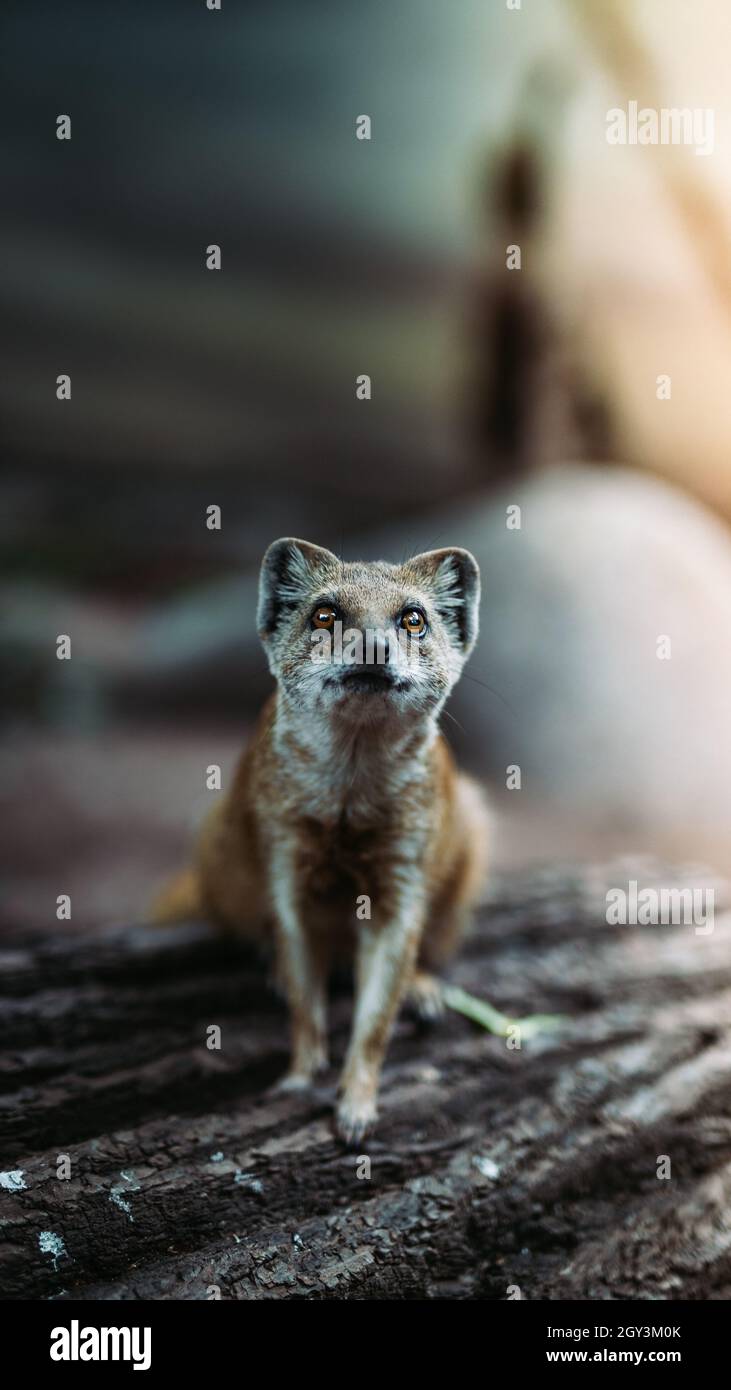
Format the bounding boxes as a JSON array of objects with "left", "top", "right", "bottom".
[
  {"left": 269, "top": 1068, "right": 320, "bottom": 1097},
  {"left": 269, "top": 1050, "right": 330, "bottom": 1096},
  {"left": 271, "top": 1072, "right": 312, "bottom": 1094},
  {"left": 335, "top": 1094, "right": 378, "bottom": 1145},
  {"left": 406, "top": 971, "right": 445, "bottom": 1022}
]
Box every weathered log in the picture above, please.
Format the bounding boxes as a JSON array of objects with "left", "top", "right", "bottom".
[{"left": 1, "top": 864, "right": 730, "bottom": 1300}]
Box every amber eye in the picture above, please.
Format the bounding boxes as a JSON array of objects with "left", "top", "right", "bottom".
[
  {"left": 400, "top": 607, "right": 427, "bottom": 636},
  {"left": 312, "top": 604, "right": 338, "bottom": 630}
]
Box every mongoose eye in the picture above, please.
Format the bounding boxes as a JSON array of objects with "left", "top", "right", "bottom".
[
  {"left": 400, "top": 607, "right": 427, "bottom": 636},
  {"left": 311, "top": 604, "right": 338, "bottom": 630}
]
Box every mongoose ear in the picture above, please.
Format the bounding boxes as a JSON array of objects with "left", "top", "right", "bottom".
[
  {"left": 406, "top": 547, "right": 481, "bottom": 654},
  {"left": 257, "top": 537, "right": 340, "bottom": 637}
]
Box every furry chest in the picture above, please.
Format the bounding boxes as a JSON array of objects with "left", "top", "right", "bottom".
[{"left": 294, "top": 817, "right": 391, "bottom": 906}]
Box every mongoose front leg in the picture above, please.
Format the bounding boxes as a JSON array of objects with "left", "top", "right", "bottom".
[
  {"left": 269, "top": 844, "right": 328, "bottom": 1089},
  {"left": 336, "top": 887, "right": 424, "bottom": 1142}
]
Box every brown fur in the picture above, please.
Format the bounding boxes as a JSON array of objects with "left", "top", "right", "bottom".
[{"left": 153, "top": 538, "right": 489, "bottom": 1140}]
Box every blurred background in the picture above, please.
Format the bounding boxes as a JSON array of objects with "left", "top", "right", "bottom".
[{"left": 3, "top": 0, "right": 731, "bottom": 932}]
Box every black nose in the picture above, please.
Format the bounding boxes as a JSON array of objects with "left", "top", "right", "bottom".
[{"left": 342, "top": 665, "right": 395, "bottom": 691}]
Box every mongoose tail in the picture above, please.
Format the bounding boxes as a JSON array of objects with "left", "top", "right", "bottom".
[{"left": 150, "top": 867, "right": 203, "bottom": 924}]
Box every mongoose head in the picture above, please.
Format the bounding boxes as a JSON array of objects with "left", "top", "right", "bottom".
[{"left": 257, "top": 537, "right": 480, "bottom": 727}]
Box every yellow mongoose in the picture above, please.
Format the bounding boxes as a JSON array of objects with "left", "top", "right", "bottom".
[{"left": 154, "top": 538, "right": 489, "bottom": 1141}]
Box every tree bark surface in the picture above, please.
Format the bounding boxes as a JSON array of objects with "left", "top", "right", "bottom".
[{"left": 1, "top": 865, "right": 730, "bottom": 1300}]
